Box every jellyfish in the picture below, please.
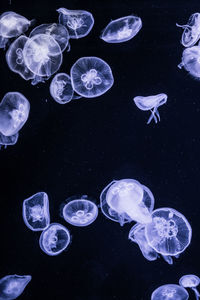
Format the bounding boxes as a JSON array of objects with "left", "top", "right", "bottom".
[
  {"left": 179, "top": 275, "right": 200, "bottom": 300},
  {"left": 100, "top": 15, "right": 142, "bottom": 43},
  {"left": 100, "top": 179, "right": 154, "bottom": 226},
  {"left": 70, "top": 56, "right": 114, "bottom": 98},
  {"left": 57, "top": 7, "right": 94, "bottom": 39},
  {"left": 0, "top": 92, "right": 30, "bottom": 137},
  {"left": 0, "top": 274, "right": 31, "bottom": 300},
  {"left": 133, "top": 93, "right": 167, "bottom": 124},
  {"left": 151, "top": 284, "right": 189, "bottom": 300},
  {"left": 0, "top": 132, "right": 18, "bottom": 149},
  {"left": 178, "top": 46, "right": 200, "bottom": 79},
  {"left": 23, "top": 192, "right": 50, "bottom": 231},
  {"left": 50, "top": 73, "right": 75, "bottom": 104},
  {"left": 176, "top": 13, "right": 200, "bottom": 47},
  {"left": 62, "top": 198, "right": 98, "bottom": 227},
  {"left": 39, "top": 223, "right": 70, "bottom": 256}
]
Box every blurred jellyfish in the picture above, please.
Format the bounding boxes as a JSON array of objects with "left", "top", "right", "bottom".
[
  {"left": 23, "top": 192, "right": 50, "bottom": 231},
  {"left": 0, "top": 274, "right": 31, "bottom": 300},
  {"left": 39, "top": 223, "right": 70, "bottom": 256},
  {"left": 0, "top": 92, "right": 30, "bottom": 137},
  {"left": 179, "top": 275, "right": 200, "bottom": 300},
  {"left": 100, "top": 15, "right": 142, "bottom": 43},
  {"left": 50, "top": 73, "right": 74, "bottom": 104},
  {"left": 70, "top": 56, "right": 114, "bottom": 98},
  {"left": 176, "top": 13, "right": 200, "bottom": 47},
  {"left": 178, "top": 46, "right": 200, "bottom": 79},
  {"left": 0, "top": 132, "right": 18, "bottom": 149},
  {"left": 100, "top": 179, "right": 154, "bottom": 226},
  {"left": 151, "top": 284, "right": 189, "bottom": 300},
  {"left": 133, "top": 93, "right": 167, "bottom": 124},
  {"left": 57, "top": 7, "right": 94, "bottom": 39}
]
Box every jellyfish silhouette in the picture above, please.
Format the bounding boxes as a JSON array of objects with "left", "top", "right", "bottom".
[
  {"left": 179, "top": 275, "right": 200, "bottom": 300},
  {"left": 0, "top": 274, "right": 31, "bottom": 300},
  {"left": 178, "top": 46, "right": 200, "bottom": 79},
  {"left": 50, "top": 73, "right": 74, "bottom": 104},
  {"left": 176, "top": 13, "right": 200, "bottom": 47},
  {"left": 151, "top": 284, "right": 189, "bottom": 300}
]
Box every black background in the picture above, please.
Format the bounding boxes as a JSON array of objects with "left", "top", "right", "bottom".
[{"left": 0, "top": 0, "right": 200, "bottom": 299}]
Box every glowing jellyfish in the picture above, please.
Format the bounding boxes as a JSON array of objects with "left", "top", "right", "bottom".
[
  {"left": 0, "top": 274, "right": 31, "bottom": 300},
  {"left": 23, "top": 192, "right": 50, "bottom": 231},
  {"left": 0, "top": 92, "right": 30, "bottom": 137},
  {"left": 57, "top": 7, "right": 94, "bottom": 39},
  {"left": 179, "top": 275, "right": 200, "bottom": 300},
  {"left": 100, "top": 179, "right": 154, "bottom": 226},
  {"left": 178, "top": 46, "right": 200, "bottom": 79},
  {"left": 39, "top": 223, "right": 70, "bottom": 256},
  {"left": 176, "top": 13, "right": 200, "bottom": 47},
  {"left": 0, "top": 132, "right": 18, "bottom": 149},
  {"left": 62, "top": 198, "right": 98, "bottom": 227},
  {"left": 70, "top": 56, "right": 114, "bottom": 98},
  {"left": 133, "top": 93, "right": 167, "bottom": 124},
  {"left": 151, "top": 284, "right": 189, "bottom": 300},
  {"left": 100, "top": 15, "right": 142, "bottom": 43},
  {"left": 50, "top": 73, "right": 74, "bottom": 104}
]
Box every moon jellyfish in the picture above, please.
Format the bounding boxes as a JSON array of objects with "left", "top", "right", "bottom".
[
  {"left": 179, "top": 275, "right": 200, "bottom": 300},
  {"left": 62, "top": 199, "right": 98, "bottom": 227},
  {"left": 100, "top": 179, "right": 154, "bottom": 226},
  {"left": 178, "top": 46, "right": 200, "bottom": 79},
  {"left": 70, "top": 57, "right": 114, "bottom": 98},
  {"left": 0, "top": 132, "right": 18, "bottom": 149},
  {"left": 50, "top": 73, "right": 74, "bottom": 104},
  {"left": 0, "top": 274, "right": 31, "bottom": 300},
  {"left": 151, "top": 284, "right": 189, "bottom": 300},
  {"left": 0, "top": 92, "right": 30, "bottom": 137},
  {"left": 176, "top": 13, "right": 200, "bottom": 47},
  {"left": 133, "top": 93, "right": 167, "bottom": 124},
  {"left": 100, "top": 15, "right": 142, "bottom": 43},
  {"left": 39, "top": 223, "right": 70, "bottom": 256},
  {"left": 57, "top": 7, "right": 94, "bottom": 39},
  {"left": 23, "top": 192, "right": 50, "bottom": 231}
]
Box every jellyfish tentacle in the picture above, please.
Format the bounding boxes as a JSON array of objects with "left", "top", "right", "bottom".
[
  {"left": 155, "top": 108, "right": 161, "bottom": 122},
  {"left": 147, "top": 109, "right": 157, "bottom": 124},
  {"left": 176, "top": 23, "right": 192, "bottom": 29},
  {"left": 192, "top": 287, "right": 200, "bottom": 300}
]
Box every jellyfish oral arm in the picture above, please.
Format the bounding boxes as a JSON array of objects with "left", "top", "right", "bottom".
[
  {"left": 147, "top": 107, "right": 160, "bottom": 124},
  {"left": 192, "top": 287, "right": 200, "bottom": 300}
]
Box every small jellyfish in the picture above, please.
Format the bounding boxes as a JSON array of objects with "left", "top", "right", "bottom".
[
  {"left": 100, "top": 179, "right": 155, "bottom": 226},
  {"left": 0, "top": 92, "right": 30, "bottom": 137},
  {"left": 151, "top": 284, "right": 189, "bottom": 300},
  {"left": 179, "top": 275, "right": 200, "bottom": 300},
  {"left": 100, "top": 15, "right": 142, "bottom": 43},
  {"left": 57, "top": 7, "right": 94, "bottom": 39},
  {"left": 178, "top": 46, "right": 200, "bottom": 79},
  {"left": 62, "top": 198, "right": 98, "bottom": 227},
  {"left": 0, "top": 132, "right": 18, "bottom": 149},
  {"left": 70, "top": 56, "right": 114, "bottom": 98},
  {"left": 50, "top": 73, "right": 74, "bottom": 104},
  {"left": 176, "top": 13, "right": 200, "bottom": 47},
  {"left": 0, "top": 274, "right": 31, "bottom": 300},
  {"left": 133, "top": 93, "right": 167, "bottom": 124},
  {"left": 39, "top": 223, "right": 70, "bottom": 256},
  {"left": 23, "top": 192, "right": 50, "bottom": 231}
]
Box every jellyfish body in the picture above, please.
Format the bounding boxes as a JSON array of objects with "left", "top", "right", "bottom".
[
  {"left": 178, "top": 46, "right": 200, "bottom": 79},
  {"left": 0, "top": 274, "right": 31, "bottom": 300},
  {"left": 70, "top": 56, "right": 114, "bottom": 98},
  {"left": 57, "top": 7, "right": 94, "bottom": 39},
  {"left": 176, "top": 13, "right": 200, "bottom": 47},
  {"left": 0, "top": 132, "right": 18, "bottom": 149},
  {"left": 39, "top": 223, "right": 70, "bottom": 256},
  {"left": 151, "top": 284, "right": 189, "bottom": 300},
  {"left": 133, "top": 93, "right": 167, "bottom": 124},
  {"left": 100, "top": 15, "right": 142, "bottom": 43},
  {"left": 50, "top": 73, "right": 74, "bottom": 104},
  {"left": 179, "top": 275, "right": 200, "bottom": 300}
]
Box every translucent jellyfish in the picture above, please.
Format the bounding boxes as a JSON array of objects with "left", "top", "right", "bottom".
[
  {"left": 133, "top": 93, "right": 167, "bottom": 124},
  {"left": 100, "top": 179, "right": 154, "bottom": 226},
  {"left": 39, "top": 223, "right": 70, "bottom": 256},
  {"left": 179, "top": 275, "right": 200, "bottom": 300},
  {"left": 100, "top": 15, "right": 142, "bottom": 43},
  {"left": 145, "top": 208, "right": 192, "bottom": 257},
  {"left": 0, "top": 92, "right": 30, "bottom": 137},
  {"left": 176, "top": 13, "right": 200, "bottom": 47},
  {"left": 0, "top": 132, "right": 18, "bottom": 149},
  {"left": 62, "top": 199, "right": 98, "bottom": 227},
  {"left": 151, "top": 284, "right": 189, "bottom": 300},
  {"left": 29, "top": 23, "right": 69, "bottom": 52},
  {"left": 57, "top": 7, "right": 94, "bottom": 39},
  {"left": 0, "top": 274, "right": 31, "bottom": 300},
  {"left": 70, "top": 57, "right": 114, "bottom": 98},
  {"left": 23, "top": 192, "right": 50, "bottom": 231},
  {"left": 178, "top": 46, "right": 200, "bottom": 79},
  {"left": 50, "top": 73, "right": 74, "bottom": 104}
]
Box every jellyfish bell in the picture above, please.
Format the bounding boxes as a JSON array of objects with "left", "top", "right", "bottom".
[
  {"left": 179, "top": 275, "right": 200, "bottom": 300},
  {"left": 151, "top": 284, "right": 189, "bottom": 300},
  {"left": 0, "top": 274, "right": 31, "bottom": 300},
  {"left": 176, "top": 13, "right": 200, "bottom": 47},
  {"left": 178, "top": 46, "right": 200, "bottom": 79},
  {"left": 50, "top": 73, "right": 74, "bottom": 104}
]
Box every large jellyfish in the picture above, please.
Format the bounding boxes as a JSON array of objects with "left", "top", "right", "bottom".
[
  {"left": 176, "top": 13, "right": 200, "bottom": 47},
  {"left": 151, "top": 284, "right": 189, "bottom": 300},
  {"left": 0, "top": 274, "right": 31, "bottom": 300},
  {"left": 57, "top": 8, "right": 94, "bottom": 39},
  {"left": 0, "top": 132, "right": 18, "bottom": 149},
  {"left": 50, "top": 73, "right": 74, "bottom": 104},
  {"left": 23, "top": 192, "right": 50, "bottom": 231},
  {"left": 178, "top": 46, "right": 200, "bottom": 79},
  {"left": 100, "top": 15, "right": 142, "bottom": 43},
  {"left": 179, "top": 275, "right": 200, "bottom": 300},
  {"left": 100, "top": 179, "right": 154, "bottom": 226},
  {"left": 70, "top": 56, "right": 114, "bottom": 98}
]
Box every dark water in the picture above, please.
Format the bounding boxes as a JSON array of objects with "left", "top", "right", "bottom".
[{"left": 0, "top": 0, "right": 200, "bottom": 299}]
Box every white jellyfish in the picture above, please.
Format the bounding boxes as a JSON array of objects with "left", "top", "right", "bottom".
[
  {"left": 179, "top": 275, "right": 200, "bottom": 300},
  {"left": 57, "top": 7, "right": 94, "bottom": 39},
  {"left": 100, "top": 15, "right": 142, "bottom": 43},
  {"left": 0, "top": 274, "right": 31, "bottom": 300},
  {"left": 178, "top": 46, "right": 200, "bottom": 79},
  {"left": 0, "top": 132, "right": 18, "bottom": 149},
  {"left": 151, "top": 284, "right": 189, "bottom": 300},
  {"left": 50, "top": 73, "right": 74, "bottom": 104},
  {"left": 176, "top": 13, "right": 200, "bottom": 47},
  {"left": 133, "top": 93, "right": 167, "bottom": 124}
]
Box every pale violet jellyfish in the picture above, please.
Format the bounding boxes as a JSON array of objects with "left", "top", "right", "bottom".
[
  {"left": 23, "top": 192, "right": 50, "bottom": 231},
  {"left": 70, "top": 57, "right": 114, "bottom": 98},
  {"left": 178, "top": 46, "right": 200, "bottom": 79},
  {"left": 57, "top": 8, "right": 94, "bottom": 39},
  {"left": 0, "top": 132, "right": 18, "bottom": 149},
  {"left": 39, "top": 223, "right": 70, "bottom": 256},
  {"left": 0, "top": 274, "right": 31, "bottom": 300},
  {"left": 100, "top": 179, "right": 154, "bottom": 226},
  {"left": 50, "top": 73, "right": 74, "bottom": 104},
  {"left": 133, "top": 93, "right": 167, "bottom": 124},
  {"left": 176, "top": 13, "right": 200, "bottom": 47},
  {"left": 179, "top": 275, "right": 200, "bottom": 300},
  {"left": 100, "top": 15, "right": 142, "bottom": 43},
  {"left": 151, "top": 284, "right": 189, "bottom": 300}
]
